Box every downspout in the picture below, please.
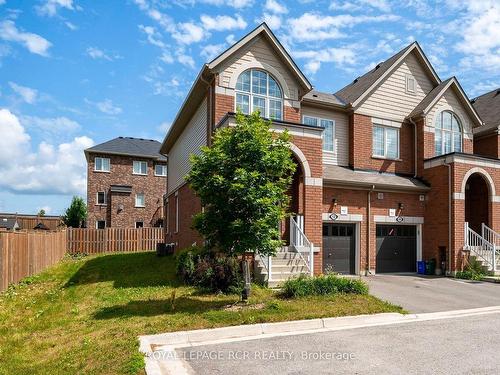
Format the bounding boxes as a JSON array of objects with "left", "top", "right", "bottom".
[
  {"left": 366, "top": 184, "right": 375, "bottom": 275},
  {"left": 443, "top": 159, "right": 452, "bottom": 275},
  {"left": 409, "top": 117, "right": 418, "bottom": 178}
]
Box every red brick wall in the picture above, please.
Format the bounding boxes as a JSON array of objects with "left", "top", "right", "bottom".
[
  {"left": 349, "top": 113, "right": 415, "bottom": 175},
  {"left": 87, "top": 154, "right": 166, "bottom": 228},
  {"left": 165, "top": 183, "right": 203, "bottom": 250},
  {"left": 215, "top": 93, "right": 234, "bottom": 124},
  {"left": 323, "top": 187, "right": 424, "bottom": 273},
  {"left": 284, "top": 105, "right": 300, "bottom": 122},
  {"left": 475, "top": 133, "right": 500, "bottom": 159}
]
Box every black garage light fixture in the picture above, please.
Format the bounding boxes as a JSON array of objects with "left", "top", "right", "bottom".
[
  {"left": 398, "top": 202, "right": 404, "bottom": 210},
  {"left": 332, "top": 198, "right": 338, "bottom": 207}
]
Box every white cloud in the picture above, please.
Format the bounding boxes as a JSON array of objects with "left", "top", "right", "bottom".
[
  {"left": 226, "top": 34, "right": 237, "bottom": 45},
  {"left": 0, "top": 108, "right": 30, "bottom": 164},
  {"left": 160, "top": 51, "right": 174, "bottom": 64},
  {"left": 172, "top": 22, "right": 205, "bottom": 44},
  {"left": 95, "top": 99, "right": 122, "bottom": 115},
  {"left": 293, "top": 47, "right": 357, "bottom": 74},
  {"left": 65, "top": 21, "right": 77, "bottom": 30},
  {"left": 36, "top": 0, "right": 75, "bottom": 17},
  {"left": 86, "top": 47, "right": 120, "bottom": 61},
  {"left": 265, "top": 0, "right": 287, "bottom": 14},
  {"left": 200, "top": 14, "right": 247, "bottom": 31},
  {"left": 200, "top": 43, "right": 225, "bottom": 60},
  {"left": 0, "top": 0, "right": 6, "bottom": 5},
  {"left": 0, "top": 20, "right": 52, "bottom": 56},
  {"left": 22, "top": 115, "right": 81, "bottom": 137},
  {"left": 199, "top": 0, "right": 253, "bottom": 8},
  {"left": 157, "top": 121, "right": 171, "bottom": 133},
  {"left": 139, "top": 24, "right": 166, "bottom": 49},
  {"left": 259, "top": 13, "right": 282, "bottom": 29},
  {"left": 9, "top": 82, "right": 38, "bottom": 104},
  {"left": 176, "top": 51, "right": 195, "bottom": 68},
  {"left": 37, "top": 205, "right": 52, "bottom": 214},
  {"left": 470, "top": 81, "right": 500, "bottom": 97}
]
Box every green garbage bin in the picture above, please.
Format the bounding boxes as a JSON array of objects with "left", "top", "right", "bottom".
[{"left": 425, "top": 259, "right": 436, "bottom": 275}]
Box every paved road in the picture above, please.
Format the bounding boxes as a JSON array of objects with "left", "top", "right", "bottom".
[
  {"left": 365, "top": 274, "right": 500, "bottom": 313},
  {"left": 178, "top": 312, "right": 500, "bottom": 374}
]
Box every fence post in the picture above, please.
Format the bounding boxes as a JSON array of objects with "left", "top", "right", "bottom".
[{"left": 494, "top": 244, "right": 497, "bottom": 272}]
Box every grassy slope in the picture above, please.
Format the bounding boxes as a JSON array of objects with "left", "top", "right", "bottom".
[{"left": 0, "top": 252, "right": 402, "bottom": 375}]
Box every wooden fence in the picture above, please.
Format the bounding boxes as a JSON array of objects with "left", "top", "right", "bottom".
[
  {"left": 67, "top": 227, "right": 164, "bottom": 254},
  {"left": 0, "top": 230, "right": 67, "bottom": 292}
]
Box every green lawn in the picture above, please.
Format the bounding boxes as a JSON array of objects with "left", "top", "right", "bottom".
[{"left": 0, "top": 252, "right": 403, "bottom": 375}]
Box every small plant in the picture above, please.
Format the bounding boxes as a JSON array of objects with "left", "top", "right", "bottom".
[
  {"left": 281, "top": 274, "right": 369, "bottom": 298},
  {"left": 175, "top": 245, "right": 204, "bottom": 283},
  {"left": 456, "top": 257, "right": 485, "bottom": 281}
]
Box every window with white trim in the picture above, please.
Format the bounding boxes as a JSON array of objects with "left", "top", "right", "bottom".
[
  {"left": 133, "top": 161, "right": 147, "bottom": 175},
  {"left": 135, "top": 193, "right": 145, "bottom": 207},
  {"left": 373, "top": 125, "right": 399, "bottom": 159},
  {"left": 96, "top": 191, "right": 106, "bottom": 205},
  {"left": 303, "top": 116, "right": 335, "bottom": 152},
  {"left": 155, "top": 164, "right": 167, "bottom": 176},
  {"left": 235, "top": 69, "right": 283, "bottom": 120},
  {"left": 96, "top": 220, "right": 106, "bottom": 229},
  {"left": 406, "top": 75, "right": 416, "bottom": 94},
  {"left": 94, "top": 157, "right": 110, "bottom": 172},
  {"left": 435, "top": 110, "right": 462, "bottom": 156}
]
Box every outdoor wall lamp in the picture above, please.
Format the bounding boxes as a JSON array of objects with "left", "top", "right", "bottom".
[
  {"left": 332, "top": 198, "right": 338, "bottom": 207},
  {"left": 398, "top": 202, "right": 404, "bottom": 210}
]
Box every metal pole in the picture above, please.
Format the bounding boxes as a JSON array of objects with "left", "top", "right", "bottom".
[{"left": 310, "top": 242, "right": 314, "bottom": 276}]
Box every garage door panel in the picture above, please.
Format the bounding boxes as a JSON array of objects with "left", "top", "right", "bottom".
[
  {"left": 376, "top": 225, "right": 416, "bottom": 273},
  {"left": 323, "top": 224, "right": 355, "bottom": 275}
]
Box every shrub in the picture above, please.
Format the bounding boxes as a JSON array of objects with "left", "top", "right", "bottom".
[
  {"left": 456, "top": 258, "right": 485, "bottom": 281},
  {"left": 175, "top": 246, "right": 243, "bottom": 293},
  {"left": 281, "top": 274, "right": 369, "bottom": 298}
]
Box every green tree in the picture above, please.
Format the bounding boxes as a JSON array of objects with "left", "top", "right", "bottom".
[
  {"left": 63, "top": 196, "right": 87, "bottom": 228},
  {"left": 187, "top": 111, "right": 296, "bottom": 257},
  {"left": 37, "top": 209, "right": 46, "bottom": 217}
]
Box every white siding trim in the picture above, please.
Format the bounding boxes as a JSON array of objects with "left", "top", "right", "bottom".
[
  {"left": 374, "top": 215, "right": 424, "bottom": 224},
  {"left": 322, "top": 213, "right": 363, "bottom": 222}
]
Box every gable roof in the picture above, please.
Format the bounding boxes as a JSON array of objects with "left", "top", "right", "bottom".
[
  {"left": 0, "top": 217, "right": 18, "bottom": 230},
  {"left": 160, "top": 23, "right": 311, "bottom": 154},
  {"left": 408, "top": 77, "right": 483, "bottom": 127},
  {"left": 472, "top": 88, "right": 500, "bottom": 134},
  {"left": 335, "top": 42, "right": 441, "bottom": 107},
  {"left": 302, "top": 90, "right": 346, "bottom": 107},
  {"left": 85, "top": 137, "right": 167, "bottom": 161}
]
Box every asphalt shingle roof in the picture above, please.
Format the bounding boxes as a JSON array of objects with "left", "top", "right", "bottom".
[
  {"left": 334, "top": 43, "right": 414, "bottom": 105},
  {"left": 302, "top": 90, "right": 346, "bottom": 106},
  {"left": 86, "top": 137, "right": 167, "bottom": 161},
  {"left": 472, "top": 88, "right": 500, "bottom": 132}
]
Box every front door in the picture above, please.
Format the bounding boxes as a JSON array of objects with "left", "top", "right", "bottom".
[{"left": 322, "top": 223, "right": 355, "bottom": 274}]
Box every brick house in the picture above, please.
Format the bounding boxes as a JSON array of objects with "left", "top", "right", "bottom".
[
  {"left": 85, "top": 137, "right": 167, "bottom": 229},
  {"left": 159, "top": 23, "right": 500, "bottom": 282}
]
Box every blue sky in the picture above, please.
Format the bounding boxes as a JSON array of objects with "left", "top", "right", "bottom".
[{"left": 0, "top": 0, "right": 499, "bottom": 216}]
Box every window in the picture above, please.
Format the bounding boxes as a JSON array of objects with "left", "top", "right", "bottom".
[
  {"left": 135, "top": 221, "right": 144, "bottom": 228},
  {"left": 155, "top": 164, "right": 167, "bottom": 176},
  {"left": 133, "top": 161, "right": 147, "bottom": 175},
  {"left": 302, "top": 116, "right": 335, "bottom": 152},
  {"left": 96, "top": 191, "right": 106, "bottom": 205},
  {"left": 406, "top": 75, "right": 416, "bottom": 94},
  {"left": 435, "top": 111, "right": 462, "bottom": 156},
  {"left": 135, "top": 193, "right": 145, "bottom": 207},
  {"left": 373, "top": 125, "right": 399, "bottom": 159},
  {"left": 96, "top": 220, "right": 106, "bottom": 229},
  {"left": 235, "top": 69, "right": 283, "bottom": 120},
  {"left": 94, "top": 157, "right": 110, "bottom": 172}
]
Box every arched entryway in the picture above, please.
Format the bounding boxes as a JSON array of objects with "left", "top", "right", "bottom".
[
  {"left": 465, "top": 173, "right": 490, "bottom": 233},
  {"left": 282, "top": 155, "right": 305, "bottom": 244}
]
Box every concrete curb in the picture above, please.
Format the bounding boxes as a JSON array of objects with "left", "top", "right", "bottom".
[{"left": 140, "top": 306, "right": 500, "bottom": 375}]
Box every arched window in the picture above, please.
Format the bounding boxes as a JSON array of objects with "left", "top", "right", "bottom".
[
  {"left": 435, "top": 111, "right": 462, "bottom": 156},
  {"left": 235, "top": 69, "right": 283, "bottom": 120}
]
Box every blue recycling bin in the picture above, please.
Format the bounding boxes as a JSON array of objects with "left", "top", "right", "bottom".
[{"left": 417, "top": 261, "right": 426, "bottom": 275}]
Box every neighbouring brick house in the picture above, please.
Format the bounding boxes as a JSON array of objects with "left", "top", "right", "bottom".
[
  {"left": 85, "top": 137, "right": 167, "bottom": 229},
  {"left": 159, "top": 23, "right": 500, "bottom": 284}
]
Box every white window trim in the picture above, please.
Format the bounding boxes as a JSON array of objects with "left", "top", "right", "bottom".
[
  {"left": 434, "top": 110, "right": 463, "bottom": 156},
  {"left": 302, "top": 115, "right": 336, "bottom": 153},
  {"left": 405, "top": 74, "right": 416, "bottom": 94},
  {"left": 154, "top": 164, "right": 167, "bottom": 177},
  {"left": 96, "top": 191, "right": 107, "bottom": 206},
  {"left": 94, "top": 157, "right": 110, "bottom": 172},
  {"left": 234, "top": 69, "right": 283, "bottom": 120},
  {"left": 96, "top": 220, "right": 106, "bottom": 229},
  {"left": 372, "top": 124, "right": 400, "bottom": 160},
  {"left": 175, "top": 192, "right": 179, "bottom": 233},
  {"left": 133, "top": 161, "right": 148, "bottom": 175},
  {"left": 135, "top": 193, "right": 145, "bottom": 208}
]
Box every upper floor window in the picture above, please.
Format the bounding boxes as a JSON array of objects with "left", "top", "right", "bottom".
[
  {"left": 94, "top": 157, "right": 110, "bottom": 172},
  {"left": 435, "top": 111, "right": 462, "bottom": 156},
  {"left": 155, "top": 164, "right": 167, "bottom": 176},
  {"left": 133, "top": 161, "right": 147, "bottom": 175},
  {"left": 235, "top": 69, "right": 283, "bottom": 120},
  {"left": 373, "top": 124, "right": 399, "bottom": 159},
  {"left": 406, "top": 74, "right": 416, "bottom": 94},
  {"left": 303, "top": 116, "right": 335, "bottom": 152},
  {"left": 96, "top": 191, "right": 107, "bottom": 205}
]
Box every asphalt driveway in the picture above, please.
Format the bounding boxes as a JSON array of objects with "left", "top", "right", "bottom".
[{"left": 365, "top": 274, "right": 500, "bottom": 313}]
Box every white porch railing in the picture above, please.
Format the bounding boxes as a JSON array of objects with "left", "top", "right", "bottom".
[
  {"left": 482, "top": 224, "right": 500, "bottom": 272},
  {"left": 258, "top": 253, "right": 272, "bottom": 282},
  {"left": 290, "top": 216, "right": 314, "bottom": 276},
  {"left": 464, "top": 222, "right": 496, "bottom": 270}
]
